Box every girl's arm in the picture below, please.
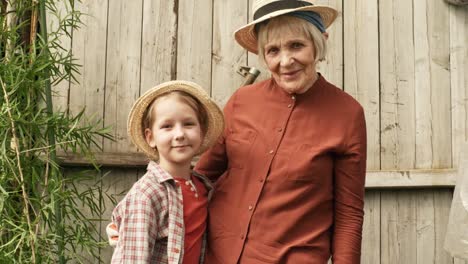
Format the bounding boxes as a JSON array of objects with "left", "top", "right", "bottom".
[{"left": 111, "top": 192, "right": 159, "bottom": 263}]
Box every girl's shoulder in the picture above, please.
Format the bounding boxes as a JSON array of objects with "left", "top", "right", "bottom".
[{"left": 123, "top": 172, "right": 170, "bottom": 202}]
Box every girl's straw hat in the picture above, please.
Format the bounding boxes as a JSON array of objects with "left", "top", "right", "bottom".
[
  {"left": 234, "top": 0, "right": 338, "bottom": 54},
  {"left": 127, "top": 80, "right": 224, "bottom": 161}
]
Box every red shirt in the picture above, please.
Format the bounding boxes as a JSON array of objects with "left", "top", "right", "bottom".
[
  {"left": 195, "top": 75, "right": 367, "bottom": 264},
  {"left": 175, "top": 175, "right": 208, "bottom": 264}
]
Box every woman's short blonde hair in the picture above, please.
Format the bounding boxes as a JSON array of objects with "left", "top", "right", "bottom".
[{"left": 257, "top": 15, "right": 327, "bottom": 64}]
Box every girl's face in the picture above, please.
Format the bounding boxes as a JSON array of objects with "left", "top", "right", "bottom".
[
  {"left": 263, "top": 30, "right": 317, "bottom": 94},
  {"left": 144, "top": 95, "right": 203, "bottom": 170}
]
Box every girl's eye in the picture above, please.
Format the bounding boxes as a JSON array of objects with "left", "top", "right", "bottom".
[
  {"left": 184, "top": 122, "right": 196, "bottom": 126},
  {"left": 160, "top": 124, "right": 172, "bottom": 129}
]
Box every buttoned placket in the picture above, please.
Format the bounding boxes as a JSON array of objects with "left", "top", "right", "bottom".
[
  {"left": 238, "top": 94, "right": 297, "bottom": 245},
  {"left": 175, "top": 179, "right": 200, "bottom": 198}
]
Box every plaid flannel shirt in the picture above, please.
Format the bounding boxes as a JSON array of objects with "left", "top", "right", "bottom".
[{"left": 111, "top": 161, "right": 213, "bottom": 264}]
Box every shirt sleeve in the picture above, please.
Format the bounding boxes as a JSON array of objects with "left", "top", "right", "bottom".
[
  {"left": 194, "top": 91, "right": 237, "bottom": 181},
  {"left": 332, "top": 106, "right": 367, "bottom": 264},
  {"left": 111, "top": 191, "right": 159, "bottom": 263}
]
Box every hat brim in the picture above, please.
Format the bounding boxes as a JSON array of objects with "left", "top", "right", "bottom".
[
  {"left": 127, "top": 80, "right": 224, "bottom": 161},
  {"left": 234, "top": 5, "right": 338, "bottom": 54}
]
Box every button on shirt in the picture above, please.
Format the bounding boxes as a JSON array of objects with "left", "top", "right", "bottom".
[
  {"left": 195, "top": 74, "right": 367, "bottom": 264},
  {"left": 174, "top": 175, "right": 208, "bottom": 264},
  {"left": 111, "top": 161, "right": 213, "bottom": 264}
]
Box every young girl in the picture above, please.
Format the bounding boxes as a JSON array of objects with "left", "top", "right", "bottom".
[{"left": 109, "top": 80, "right": 224, "bottom": 264}]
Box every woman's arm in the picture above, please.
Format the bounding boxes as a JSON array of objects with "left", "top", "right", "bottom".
[
  {"left": 194, "top": 91, "right": 238, "bottom": 181},
  {"left": 332, "top": 106, "right": 367, "bottom": 264}
]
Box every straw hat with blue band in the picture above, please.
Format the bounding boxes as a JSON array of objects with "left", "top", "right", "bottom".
[
  {"left": 127, "top": 80, "right": 224, "bottom": 162},
  {"left": 234, "top": 0, "right": 338, "bottom": 54}
]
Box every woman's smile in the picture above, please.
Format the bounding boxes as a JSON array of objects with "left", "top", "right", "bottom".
[{"left": 264, "top": 31, "right": 318, "bottom": 94}]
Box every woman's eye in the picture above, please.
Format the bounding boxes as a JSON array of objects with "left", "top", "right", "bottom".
[
  {"left": 291, "top": 42, "right": 303, "bottom": 49},
  {"left": 266, "top": 47, "right": 278, "bottom": 55}
]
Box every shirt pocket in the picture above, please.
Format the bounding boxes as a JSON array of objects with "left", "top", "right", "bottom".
[
  {"left": 225, "top": 129, "right": 257, "bottom": 169},
  {"left": 286, "top": 144, "right": 333, "bottom": 182}
]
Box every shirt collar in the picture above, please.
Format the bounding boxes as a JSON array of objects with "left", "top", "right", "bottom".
[
  {"left": 147, "top": 161, "right": 175, "bottom": 184},
  {"left": 270, "top": 72, "right": 326, "bottom": 102}
]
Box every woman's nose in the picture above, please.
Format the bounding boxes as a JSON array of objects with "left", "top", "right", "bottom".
[{"left": 280, "top": 52, "right": 293, "bottom": 66}]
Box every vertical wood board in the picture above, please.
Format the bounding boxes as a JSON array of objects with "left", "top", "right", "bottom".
[
  {"left": 315, "top": 0, "right": 343, "bottom": 87},
  {"left": 211, "top": 0, "right": 249, "bottom": 107},
  {"left": 177, "top": 0, "right": 213, "bottom": 92},
  {"left": 416, "top": 190, "right": 435, "bottom": 264},
  {"left": 379, "top": 0, "right": 416, "bottom": 170},
  {"left": 343, "top": 0, "right": 380, "bottom": 170},
  {"left": 140, "top": 1, "right": 177, "bottom": 93},
  {"left": 450, "top": 5, "right": 468, "bottom": 167},
  {"left": 69, "top": 0, "right": 108, "bottom": 150},
  {"left": 361, "top": 190, "right": 381, "bottom": 264},
  {"left": 104, "top": 0, "right": 143, "bottom": 152},
  {"left": 48, "top": 0, "right": 72, "bottom": 111}
]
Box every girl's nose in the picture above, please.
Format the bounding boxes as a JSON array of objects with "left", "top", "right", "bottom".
[{"left": 174, "top": 125, "right": 185, "bottom": 140}]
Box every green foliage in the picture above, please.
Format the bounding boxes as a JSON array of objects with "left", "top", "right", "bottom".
[{"left": 0, "top": 0, "right": 115, "bottom": 263}]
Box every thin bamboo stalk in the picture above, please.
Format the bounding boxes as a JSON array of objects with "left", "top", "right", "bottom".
[
  {"left": 0, "top": 76, "right": 36, "bottom": 263},
  {"left": 4, "top": 0, "right": 18, "bottom": 61},
  {"left": 38, "top": 0, "right": 64, "bottom": 262}
]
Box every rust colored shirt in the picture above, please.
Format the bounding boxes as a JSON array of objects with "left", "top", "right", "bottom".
[
  {"left": 174, "top": 175, "right": 208, "bottom": 264},
  {"left": 195, "top": 74, "right": 367, "bottom": 264}
]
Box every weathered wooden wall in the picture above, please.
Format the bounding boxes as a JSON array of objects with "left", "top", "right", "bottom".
[{"left": 50, "top": 0, "right": 468, "bottom": 262}]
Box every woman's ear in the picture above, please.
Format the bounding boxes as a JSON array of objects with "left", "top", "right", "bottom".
[
  {"left": 322, "top": 32, "right": 329, "bottom": 40},
  {"left": 145, "top": 128, "right": 156, "bottom": 148}
]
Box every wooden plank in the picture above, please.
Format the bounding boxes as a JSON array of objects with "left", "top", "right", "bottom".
[
  {"left": 246, "top": 0, "right": 270, "bottom": 84},
  {"left": 396, "top": 192, "right": 418, "bottom": 263},
  {"left": 361, "top": 190, "right": 381, "bottom": 264},
  {"left": 104, "top": 0, "right": 143, "bottom": 152},
  {"left": 99, "top": 168, "right": 139, "bottom": 261},
  {"left": 211, "top": 0, "right": 249, "bottom": 107},
  {"left": 315, "top": 0, "right": 343, "bottom": 87},
  {"left": 381, "top": 191, "right": 418, "bottom": 264},
  {"left": 343, "top": 0, "right": 379, "bottom": 171},
  {"left": 413, "top": 0, "right": 452, "bottom": 169},
  {"left": 413, "top": 0, "right": 434, "bottom": 169},
  {"left": 454, "top": 258, "right": 468, "bottom": 264},
  {"left": 48, "top": 0, "right": 71, "bottom": 111},
  {"left": 365, "top": 169, "right": 457, "bottom": 188},
  {"left": 381, "top": 191, "right": 400, "bottom": 264},
  {"left": 379, "top": 0, "right": 416, "bottom": 170},
  {"left": 70, "top": 0, "right": 108, "bottom": 149},
  {"left": 177, "top": 0, "right": 213, "bottom": 92},
  {"left": 140, "top": 0, "right": 176, "bottom": 93},
  {"left": 64, "top": 168, "right": 101, "bottom": 263},
  {"left": 425, "top": 0, "right": 451, "bottom": 168},
  {"left": 450, "top": 4, "right": 468, "bottom": 167},
  {"left": 434, "top": 189, "right": 456, "bottom": 264},
  {"left": 57, "top": 152, "right": 458, "bottom": 187},
  {"left": 416, "top": 190, "right": 435, "bottom": 264},
  {"left": 57, "top": 152, "right": 148, "bottom": 167}
]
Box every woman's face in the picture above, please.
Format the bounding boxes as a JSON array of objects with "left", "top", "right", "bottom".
[{"left": 263, "top": 30, "right": 317, "bottom": 94}]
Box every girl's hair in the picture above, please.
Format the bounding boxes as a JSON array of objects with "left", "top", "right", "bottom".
[
  {"left": 142, "top": 90, "right": 209, "bottom": 135},
  {"left": 257, "top": 15, "right": 327, "bottom": 64}
]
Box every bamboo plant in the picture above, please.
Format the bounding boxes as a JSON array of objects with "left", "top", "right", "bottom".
[{"left": 1, "top": 0, "right": 114, "bottom": 263}]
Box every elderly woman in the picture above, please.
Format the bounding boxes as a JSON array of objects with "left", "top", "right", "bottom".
[{"left": 195, "top": 0, "right": 367, "bottom": 263}]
